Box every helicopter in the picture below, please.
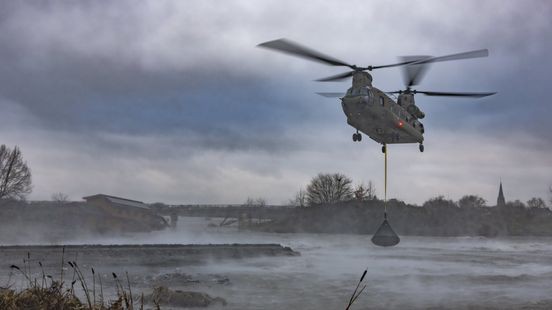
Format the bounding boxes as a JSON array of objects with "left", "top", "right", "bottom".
[{"left": 258, "top": 39, "right": 496, "bottom": 153}]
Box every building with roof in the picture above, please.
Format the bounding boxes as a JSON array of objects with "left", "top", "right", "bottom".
[{"left": 83, "top": 194, "right": 168, "bottom": 232}]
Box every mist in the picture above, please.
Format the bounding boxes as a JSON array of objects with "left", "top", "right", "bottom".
[{"left": 4, "top": 216, "right": 552, "bottom": 309}]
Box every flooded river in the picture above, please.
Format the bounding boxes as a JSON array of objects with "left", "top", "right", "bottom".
[{"left": 3, "top": 217, "right": 552, "bottom": 309}]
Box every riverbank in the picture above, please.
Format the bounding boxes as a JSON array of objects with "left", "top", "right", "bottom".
[
  {"left": 0, "top": 243, "right": 299, "bottom": 267},
  {"left": 249, "top": 200, "right": 552, "bottom": 237}
]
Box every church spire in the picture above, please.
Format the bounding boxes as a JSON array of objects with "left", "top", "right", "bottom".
[{"left": 497, "top": 181, "right": 506, "bottom": 207}]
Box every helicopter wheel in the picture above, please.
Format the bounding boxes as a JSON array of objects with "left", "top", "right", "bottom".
[
  {"left": 381, "top": 145, "right": 386, "bottom": 153},
  {"left": 419, "top": 144, "right": 424, "bottom": 152},
  {"left": 352, "top": 133, "right": 358, "bottom": 142},
  {"left": 357, "top": 133, "right": 362, "bottom": 141}
]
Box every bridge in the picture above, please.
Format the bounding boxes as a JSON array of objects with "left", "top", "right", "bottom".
[{"left": 154, "top": 204, "right": 295, "bottom": 228}]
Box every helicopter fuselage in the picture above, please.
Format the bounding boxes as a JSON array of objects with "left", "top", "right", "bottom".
[{"left": 341, "top": 86, "right": 424, "bottom": 145}]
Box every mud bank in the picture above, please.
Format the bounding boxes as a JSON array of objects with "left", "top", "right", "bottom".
[{"left": 0, "top": 243, "right": 299, "bottom": 268}]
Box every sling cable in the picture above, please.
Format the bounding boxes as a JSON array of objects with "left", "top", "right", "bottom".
[{"left": 371, "top": 144, "right": 400, "bottom": 247}]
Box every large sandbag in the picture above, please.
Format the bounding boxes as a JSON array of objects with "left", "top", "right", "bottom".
[{"left": 371, "top": 217, "right": 400, "bottom": 247}]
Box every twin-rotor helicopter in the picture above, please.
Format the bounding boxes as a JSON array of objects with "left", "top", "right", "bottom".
[{"left": 258, "top": 39, "right": 496, "bottom": 153}]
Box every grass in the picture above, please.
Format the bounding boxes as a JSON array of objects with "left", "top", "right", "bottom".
[
  {"left": 0, "top": 248, "right": 154, "bottom": 310},
  {"left": 345, "top": 269, "right": 367, "bottom": 310}
]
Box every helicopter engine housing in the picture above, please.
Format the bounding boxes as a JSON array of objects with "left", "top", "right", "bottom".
[{"left": 398, "top": 93, "right": 425, "bottom": 119}]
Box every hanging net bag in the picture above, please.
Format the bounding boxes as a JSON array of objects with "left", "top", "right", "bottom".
[{"left": 371, "top": 213, "right": 400, "bottom": 246}]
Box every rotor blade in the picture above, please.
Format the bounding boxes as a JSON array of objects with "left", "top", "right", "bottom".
[
  {"left": 370, "top": 49, "right": 488, "bottom": 70},
  {"left": 315, "top": 71, "right": 355, "bottom": 82},
  {"left": 369, "top": 59, "right": 419, "bottom": 70},
  {"left": 316, "top": 92, "right": 346, "bottom": 98},
  {"left": 400, "top": 55, "right": 432, "bottom": 87},
  {"left": 416, "top": 90, "right": 496, "bottom": 98},
  {"left": 412, "top": 49, "right": 489, "bottom": 65},
  {"left": 258, "top": 38, "right": 354, "bottom": 68}
]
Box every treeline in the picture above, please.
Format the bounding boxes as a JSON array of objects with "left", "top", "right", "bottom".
[
  {"left": 254, "top": 173, "right": 552, "bottom": 236},
  {"left": 255, "top": 198, "right": 552, "bottom": 237},
  {"left": 289, "top": 173, "right": 551, "bottom": 210}
]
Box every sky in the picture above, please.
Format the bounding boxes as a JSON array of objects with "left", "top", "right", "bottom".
[{"left": 0, "top": 0, "right": 551, "bottom": 205}]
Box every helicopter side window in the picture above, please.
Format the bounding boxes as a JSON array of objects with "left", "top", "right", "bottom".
[{"left": 379, "top": 96, "right": 384, "bottom": 106}]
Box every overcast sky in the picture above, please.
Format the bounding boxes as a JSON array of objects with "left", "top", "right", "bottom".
[{"left": 1, "top": 0, "right": 551, "bottom": 205}]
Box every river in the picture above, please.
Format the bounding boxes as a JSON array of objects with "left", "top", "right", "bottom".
[{"left": 3, "top": 216, "right": 552, "bottom": 309}]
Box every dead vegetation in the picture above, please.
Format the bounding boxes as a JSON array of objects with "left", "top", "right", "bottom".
[
  {"left": 0, "top": 282, "right": 82, "bottom": 309},
  {"left": 0, "top": 249, "right": 231, "bottom": 309},
  {"left": 0, "top": 250, "right": 149, "bottom": 310}
]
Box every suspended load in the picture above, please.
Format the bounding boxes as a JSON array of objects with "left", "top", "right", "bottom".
[
  {"left": 371, "top": 144, "right": 400, "bottom": 247},
  {"left": 371, "top": 214, "right": 400, "bottom": 247}
]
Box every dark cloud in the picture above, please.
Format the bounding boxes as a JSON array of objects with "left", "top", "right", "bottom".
[{"left": 0, "top": 0, "right": 551, "bottom": 203}]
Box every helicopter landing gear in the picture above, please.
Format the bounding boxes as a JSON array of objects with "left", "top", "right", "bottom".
[
  {"left": 419, "top": 144, "right": 424, "bottom": 152},
  {"left": 382, "top": 144, "right": 386, "bottom": 153},
  {"left": 352, "top": 132, "right": 362, "bottom": 142}
]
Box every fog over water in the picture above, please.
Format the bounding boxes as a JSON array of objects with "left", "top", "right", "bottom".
[{"left": 4, "top": 217, "right": 551, "bottom": 309}]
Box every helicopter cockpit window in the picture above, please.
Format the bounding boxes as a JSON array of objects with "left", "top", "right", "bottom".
[
  {"left": 379, "top": 96, "right": 385, "bottom": 106},
  {"left": 349, "top": 88, "right": 359, "bottom": 96},
  {"left": 346, "top": 87, "right": 373, "bottom": 97}
]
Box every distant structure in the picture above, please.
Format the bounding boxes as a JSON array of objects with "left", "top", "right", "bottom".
[
  {"left": 170, "top": 210, "right": 178, "bottom": 230},
  {"left": 497, "top": 181, "right": 506, "bottom": 207},
  {"left": 83, "top": 194, "right": 168, "bottom": 231}
]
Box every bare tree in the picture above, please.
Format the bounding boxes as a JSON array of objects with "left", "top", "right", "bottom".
[
  {"left": 527, "top": 197, "right": 546, "bottom": 209},
  {"left": 51, "top": 192, "right": 69, "bottom": 204},
  {"left": 306, "top": 173, "right": 353, "bottom": 206},
  {"left": 354, "top": 181, "right": 376, "bottom": 201},
  {"left": 0, "top": 145, "right": 32, "bottom": 200},
  {"left": 289, "top": 189, "right": 308, "bottom": 207},
  {"left": 254, "top": 197, "right": 266, "bottom": 207},
  {"left": 505, "top": 200, "right": 526, "bottom": 209},
  {"left": 458, "top": 195, "right": 486, "bottom": 208},
  {"left": 243, "top": 197, "right": 255, "bottom": 207},
  {"left": 423, "top": 195, "right": 457, "bottom": 209},
  {"left": 243, "top": 197, "right": 266, "bottom": 207}
]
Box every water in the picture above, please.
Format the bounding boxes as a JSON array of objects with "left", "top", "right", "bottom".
[
  {"left": 4, "top": 217, "right": 552, "bottom": 309},
  {"left": 201, "top": 234, "right": 552, "bottom": 309}
]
